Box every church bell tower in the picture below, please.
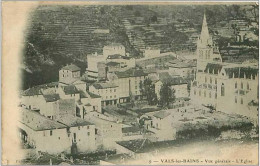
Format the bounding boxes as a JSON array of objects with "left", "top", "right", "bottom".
[{"left": 196, "top": 13, "right": 214, "bottom": 72}]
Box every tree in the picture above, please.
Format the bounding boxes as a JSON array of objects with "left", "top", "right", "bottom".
[
  {"left": 159, "top": 83, "right": 175, "bottom": 108},
  {"left": 140, "top": 78, "right": 158, "bottom": 105}
]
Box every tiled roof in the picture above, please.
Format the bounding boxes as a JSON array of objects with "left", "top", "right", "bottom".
[
  {"left": 22, "top": 82, "right": 59, "bottom": 96},
  {"left": 105, "top": 43, "right": 124, "bottom": 47},
  {"left": 57, "top": 115, "right": 93, "bottom": 127},
  {"left": 153, "top": 111, "right": 171, "bottom": 119},
  {"left": 87, "top": 90, "right": 101, "bottom": 98},
  {"left": 116, "top": 139, "right": 154, "bottom": 153},
  {"left": 122, "top": 126, "right": 142, "bottom": 133},
  {"left": 224, "top": 66, "right": 258, "bottom": 79},
  {"left": 20, "top": 108, "right": 67, "bottom": 131},
  {"left": 43, "top": 94, "right": 60, "bottom": 102},
  {"left": 204, "top": 63, "right": 224, "bottom": 75},
  {"left": 58, "top": 99, "right": 76, "bottom": 114},
  {"left": 63, "top": 85, "right": 79, "bottom": 95},
  {"left": 92, "top": 82, "right": 118, "bottom": 89},
  {"left": 106, "top": 61, "right": 120, "bottom": 67},
  {"left": 115, "top": 68, "right": 147, "bottom": 78},
  {"left": 61, "top": 64, "right": 81, "bottom": 72}
]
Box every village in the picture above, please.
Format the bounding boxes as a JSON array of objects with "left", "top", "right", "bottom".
[{"left": 19, "top": 10, "right": 259, "bottom": 165}]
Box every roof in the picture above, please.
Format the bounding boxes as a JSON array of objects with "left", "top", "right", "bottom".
[
  {"left": 224, "top": 66, "right": 258, "bottom": 79},
  {"left": 116, "top": 139, "right": 154, "bottom": 153},
  {"left": 92, "top": 82, "right": 118, "bottom": 89},
  {"left": 204, "top": 63, "right": 224, "bottom": 75},
  {"left": 87, "top": 90, "right": 101, "bottom": 98},
  {"left": 158, "top": 73, "right": 187, "bottom": 85},
  {"left": 56, "top": 115, "right": 93, "bottom": 127},
  {"left": 22, "top": 82, "right": 59, "bottom": 96},
  {"left": 153, "top": 111, "right": 171, "bottom": 119},
  {"left": 106, "top": 61, "right": 120, "bottom": 67},
  {"left": 122, "top": 126, "right": 142, "bottom": 133},
  {"left": 115, "top": 68, "right": 147, "bottom": 78},
  {"left": 20, "top": 108, "right": 67, "bottom": 131},
  {"left": 43, "top": 94, "right": 60, "bottom": 102},
  {"left": 107, "top": 54, "right": 131, "bottom": 60},
  {"left": 63, "top": 85, "right": 79, "bottom": 95},
  {"left": 61, "top": 64, "right": 81, "bottom": 72}
]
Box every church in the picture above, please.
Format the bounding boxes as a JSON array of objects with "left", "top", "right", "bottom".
[{"left": 190, "top": 14, "right": 259, "bottom": 125}]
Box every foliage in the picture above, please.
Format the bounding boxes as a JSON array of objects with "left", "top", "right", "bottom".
[
  {"left": 159, "top": 83, "right": 175, "bottom": 108},
  {"left": 139, "top": 78, "right": 158, "bottom": 105}
]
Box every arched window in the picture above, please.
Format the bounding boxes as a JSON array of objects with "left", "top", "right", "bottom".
[{"left": 221, "top": 83, "right": 225, "bottom": 96}]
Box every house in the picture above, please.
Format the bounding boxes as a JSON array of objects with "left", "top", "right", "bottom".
[
  {"left": 89, "top": 82, "right": 119, "bottom": 106},
  {"left": 154, "top": 72, "right": 189, "bottom": 100},
  {"left": 107, "top": 68, "right": 148, "bottom": 102},
  {"left": 59, "top": 64, "right": 81, "bottom": 85},
  {"left": 18, "top": 108, "right": 96, "bottom": 154},
  {"left": 85, "top": 115, "right": 123, "bottom": 150}
]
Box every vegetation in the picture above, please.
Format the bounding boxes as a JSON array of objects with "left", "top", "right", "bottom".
[
  {"left": 159, "top": 83, "right": 175, "bottom": 108},
  {"left": 140, "top": 78, "right": 158, "bottom": 105}
]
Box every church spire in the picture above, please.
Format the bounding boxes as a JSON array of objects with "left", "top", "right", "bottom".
[{"left": 198, "top": 12, "right": 212, "bottom": 47}]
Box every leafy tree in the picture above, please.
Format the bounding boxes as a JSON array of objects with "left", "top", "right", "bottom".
[
  {"left": 159, "top": 83, "right": 175, "bottom": 108},
  {"left": 140, "top": 78, "right": 157, "bottom": 105}
]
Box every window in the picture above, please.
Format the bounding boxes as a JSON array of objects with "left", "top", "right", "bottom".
[
  {"left": 114, "top": 95, "right": 116, "bottom": 98},
  {"left": 114, "top": 89, "right": 116, "bottom": 92},
  {"left": 241, "top": 98, "right": 243, "bottom": 104},
  {"left": 215, "top": 93, "right": 217, "bottom": 99},
  {"left": 210, "top": 77, "right": 212, "bottom": 84},
  {"left": 50, "top": 130, "right": 52, "bottom": 136},
  {"left": 199, "top": 90, "right": 201, "bottom": 96},
  {"left": 194, "top": 90, "right": 196, "bottom": 95},
  {"left": 215, "top": 79, "right": 217, "bottom": 85},
  {"left": 235, "top": 82, "right": 237, "bottom": 89},
  {"left": 87, "top": 132, "right": 90, "bottom": 136},
  {"left": 221, "top": 83, "right": 225, "bottom": 96},
  {"left": 209, "top": 92, "right": 211, "bottom": 98},
  {"left": 87, "top": 126, "right": 89, "bottom": 129},
  {"left": 204, "top": 91, "right": 206, "bottom": 97},
  {"left": 241, "top": 82, "right": 243, "bottom": 89},
  {"left": 247, "top": 83, "right": 249, "bottom": 90},
  {"left": 110, "top": 89, "right": 112, "bottom": 93},
  {"left": 58, "top": 137, "right": 60, "bottom": 140},
  {"left": 135, "top": 86, "right": 138, "bottom": 89},
  {"left": 235, "top": 96, "right": 237, "bottom": 103},
  {"left": 43, "top": 131, "right": 46, "bottom": 137},
  {"left": 78, "top": 126, "right": 80, "bottom": 130},
  {"left": 205, "top": 77, "right": 207, "bottom": 83}
]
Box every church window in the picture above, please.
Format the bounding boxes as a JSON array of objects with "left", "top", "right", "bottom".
[{"left": 221, "top": 83, "right": 225, "bottom": 96}]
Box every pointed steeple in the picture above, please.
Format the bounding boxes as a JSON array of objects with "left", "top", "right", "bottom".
[
  {"left": 201, "top": 13, "right": 210, "bottom": 40},
  {"left": 198, "top": 12, "right": 212, "bottom": 47}
]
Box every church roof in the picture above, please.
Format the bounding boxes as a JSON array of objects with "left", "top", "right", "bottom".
[
  {"left": 224, "top": 66, "right": 258, "bottom": 79},
  {"left": 204, "top": 63, "right": 224, "bottom": 75}
]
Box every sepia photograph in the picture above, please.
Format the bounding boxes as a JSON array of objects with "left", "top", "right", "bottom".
[{"left": 1, "top": 1, "right": 259, "bottom": 165}]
